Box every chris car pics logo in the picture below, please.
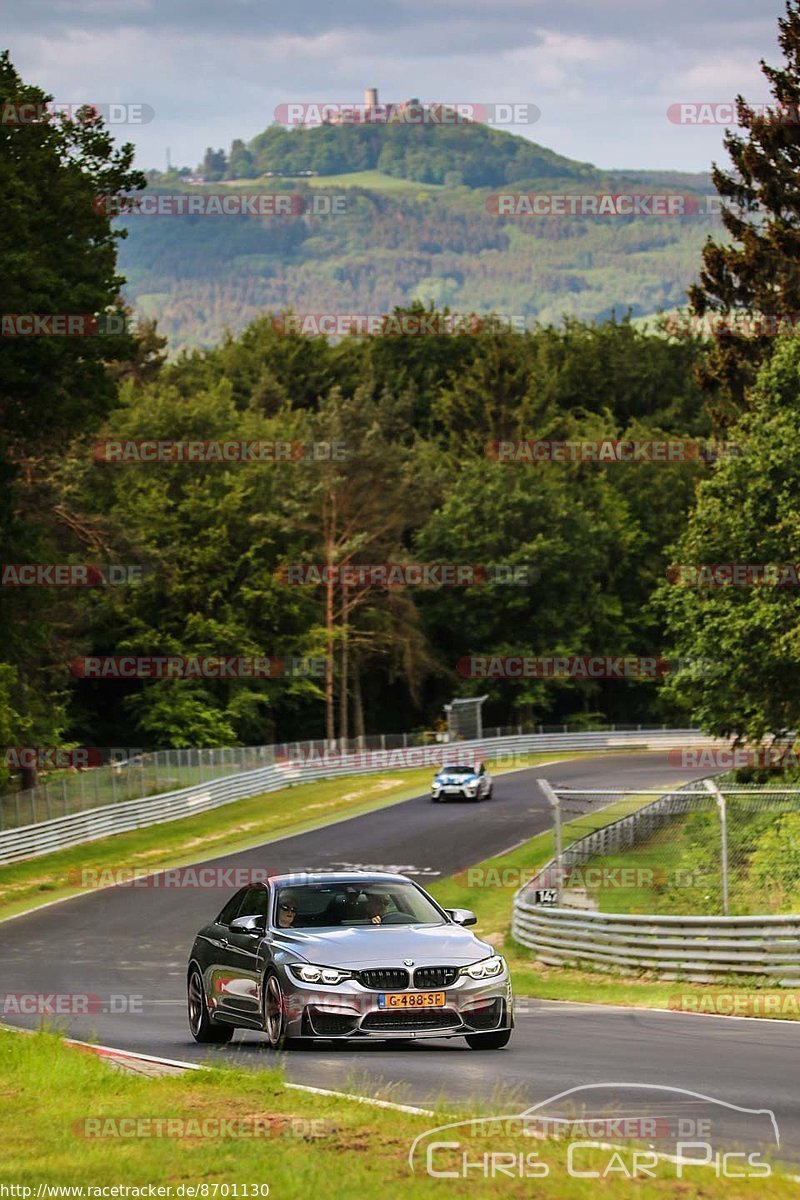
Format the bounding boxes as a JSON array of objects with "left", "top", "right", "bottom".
[{"left": 408, "top": 1084, "right": 778, "bottom": 1181}]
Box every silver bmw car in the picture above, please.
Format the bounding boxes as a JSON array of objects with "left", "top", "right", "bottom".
[{"left": 187, "top": 872, "right": 513, "bottom": 1050}]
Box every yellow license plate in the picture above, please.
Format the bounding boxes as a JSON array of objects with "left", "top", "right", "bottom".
[{"left": 379, "top": 991, "right": 445, "bottom": 1009}]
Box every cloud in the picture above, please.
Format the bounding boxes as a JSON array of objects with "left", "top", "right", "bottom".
[{"left": 4, "top": 0, "right": 787, "bottom": 171}]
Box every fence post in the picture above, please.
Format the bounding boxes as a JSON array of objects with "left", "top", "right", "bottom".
[
  {"left": 704, "top": 778, "right": 729, "bottom": 916},
  {"left": 537, "top": 778, "right": 562, "bottom": 902}
]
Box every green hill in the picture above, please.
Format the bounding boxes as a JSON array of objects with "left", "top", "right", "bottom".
[{"left": 119, "top": 119, "right": 718, "bottom": 351}]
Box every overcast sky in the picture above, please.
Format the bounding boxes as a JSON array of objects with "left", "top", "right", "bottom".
[{"left": 5, "top": 0, "right": 788, "bottom": 174}]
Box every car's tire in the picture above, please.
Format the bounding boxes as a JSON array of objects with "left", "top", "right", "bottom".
[
  {"left": 431, "top": 793, "right": 440, "bottom": 803},
  {"left": 187, "top": 966, "right": 233, "bottom": 1044},
  {"left": 486, "top": 786, "right": 494, "bottom": 800},
  {"left": 465, "top": 1029, "right": 512, "bottom": 1050},
  {"left": 263, "top": 970, "right": 300, "bottom": 1050}
]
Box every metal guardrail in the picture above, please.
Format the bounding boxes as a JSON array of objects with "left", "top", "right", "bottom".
[
  {"left": 0, "top": 728, "right": 718, "bottom": 865},
  {"left": 0, "top": 721, "right": 697, "bottom": 833},
  {"left": 512, "top": 780, "right": 800, "bottom": 982},
  {"left": 511, "top": 904, "right": 800, "bottom": 982}
]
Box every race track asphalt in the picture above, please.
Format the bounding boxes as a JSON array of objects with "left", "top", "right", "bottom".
[{"left": 1, "top": 751, "right": 797, "bottom": 1160}]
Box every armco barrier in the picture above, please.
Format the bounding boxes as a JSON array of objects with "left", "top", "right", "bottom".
[
  {"left": 0, "top": 729, "right": 719, "bottom": 866},
  {"left": 511, "top": 904, "right": 800, "bottom": 983}
]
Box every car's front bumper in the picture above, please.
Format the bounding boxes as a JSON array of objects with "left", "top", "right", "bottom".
[
  {"left": 280, "top": 970, "right": 514, "bottom": 1040},
  {"left": 432, "top": 786, "right": 479, "bottom": 800}
]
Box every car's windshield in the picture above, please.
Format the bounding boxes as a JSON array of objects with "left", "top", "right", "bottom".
[
  {"left": 439, "top": 765, "right": 475, "bottom": 774},
  {"left": 273, "top": 882, "right": 446, "bottom": 929}
]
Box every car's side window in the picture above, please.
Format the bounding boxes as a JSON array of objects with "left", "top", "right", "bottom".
[
  {"left": 237, "top": 886, "right": 268, "bottom": 921},
  {"left": 216, "top": 889, "right": 246, "bottom": 926}
]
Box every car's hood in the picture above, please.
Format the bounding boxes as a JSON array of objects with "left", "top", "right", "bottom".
[
  {"left": 270, "top": 923, "right": 492, "bottom": 967},
  {"left": 436, "top": 772, "right": 477, "bottom": 783}
]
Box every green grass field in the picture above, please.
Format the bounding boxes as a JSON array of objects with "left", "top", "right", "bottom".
[
  {"left": 2, "top": 1029, "right": 795, "bottom": 1196},
  {"left": 220, "top": 170, "right": 447, "bottom": 194},
  {"left": 297, "top": 170, "right": 446, "bottom": 193}
]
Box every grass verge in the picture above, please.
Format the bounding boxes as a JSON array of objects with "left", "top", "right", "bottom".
[
  {"left": 0, "top": 752, "right": 575, "bottom": 924},
  {"left": 1, "top": 1028, "right": 795, "bottom": 1195}
]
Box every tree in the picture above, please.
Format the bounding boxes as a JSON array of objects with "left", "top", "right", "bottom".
[
  {"left": 0, "top": 51, "right": 145, "bottom": 782},
  {"left": 659, "top": 334, "right": 800, "bottom": 744},
  {"left": 226, "top": 139, "right": 254, "bottom": 179},
  {"left": 688, "top": 0, "right": 800, "bottom": 419},
  {"left": 415, "top": 457, "right": 636, "bottom": 726},
  {"left": 72, "top": 378, "right": 324, "bottom": 748},
  {"left": 201, "top": 147, "right": 227, "bottom": 180},
  {"left": 277, "top": 385, "right": 432, "bottom": 741}
]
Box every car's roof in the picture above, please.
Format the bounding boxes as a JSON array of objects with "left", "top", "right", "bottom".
[{"left": 269, "top": 871, "right": 414, "bottom": 886}]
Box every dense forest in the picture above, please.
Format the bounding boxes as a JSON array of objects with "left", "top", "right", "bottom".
[{"left": 118, "top": 177, "right": 717, "bottom": 352}]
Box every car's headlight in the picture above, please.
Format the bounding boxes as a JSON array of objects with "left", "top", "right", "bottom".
[
  {"left": 432, "top": 781, "right": 442, "bottom": 789},
  {"left": 460, "top": 955, "right": 506, "bottom": 980},
  {"left": 287, "top": 963, "right": 352, "bottom": 985}
]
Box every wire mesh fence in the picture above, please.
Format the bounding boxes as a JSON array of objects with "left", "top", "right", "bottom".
[
  {"left": 0, "top": 721, "right": 680, "bottom": 834},
  {"left": 545, "top": 781, "right": 800, "bottom": 917}
]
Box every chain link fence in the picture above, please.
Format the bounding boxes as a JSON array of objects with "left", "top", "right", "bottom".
[
  {"left": 0, "top": 722, "right": 683, "bottom": 834},
  {"left": 542, "top": 781, "right": 800, "bottom": 917}
]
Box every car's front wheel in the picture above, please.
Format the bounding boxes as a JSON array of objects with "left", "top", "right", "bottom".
[
  {"left": 187, "top": 966, "right": 233, "bottom": 1044},
  {"left": 465, "top": 1029, "right": 512, "bottom": 1050},
  {"left": 263, "top": 971, "right": 300, "bottom": 1050}
]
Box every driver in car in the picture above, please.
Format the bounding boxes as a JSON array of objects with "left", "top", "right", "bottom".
[
  {"left": 277, "top": 891, "right": 298, "bottom": 928},
  {"left": 365, "top": 892, "right": 390, "bottom": 924}
]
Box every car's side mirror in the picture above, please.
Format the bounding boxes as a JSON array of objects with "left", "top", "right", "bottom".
[
  {"left": 230, "top": 914, "right": 265, "bottom": 935},
  {"left": 446, "top": 908, "right": 478, "bottom": 926}
]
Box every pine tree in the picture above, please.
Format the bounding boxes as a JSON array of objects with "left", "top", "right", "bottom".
[{"left": 689, "top": 0, "right": 800, "bottom": 422}]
